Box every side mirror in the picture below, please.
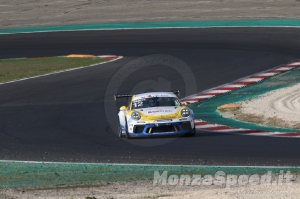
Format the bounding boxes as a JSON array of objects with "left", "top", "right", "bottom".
[
  {"left": 120, "top": 106, "right": 127, "bottom": 111},
  {"left": 182, "top": 101, "right": 190, "bottom": 106}
]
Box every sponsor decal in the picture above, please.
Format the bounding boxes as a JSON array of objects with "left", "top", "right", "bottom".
[{"left": 148, "top": 110, "right": 173, "bottom": 114}]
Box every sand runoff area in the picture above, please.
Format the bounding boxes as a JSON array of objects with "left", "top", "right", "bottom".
[
  {"left": 1, "top": 178, "right": 300, "bottom": 199},
  {"left": 221, "top": 83, "right": 300, "bottom": 130}
]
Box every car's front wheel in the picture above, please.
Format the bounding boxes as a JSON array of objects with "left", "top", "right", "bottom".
[
  {"left": 188, "top": 124, "right": 196, "bottom": 137},
  {"left": 118, "top": 119, "right": 125, "bottom": 138},
  {"left": 191, "top": 127, "right": 196, "bottom": 136},
  {"left": 125, "top": 118, "right": 131, "bottom": 139},
  {"left": 118, "top": 125, "right": 124, "bottom": 138}
]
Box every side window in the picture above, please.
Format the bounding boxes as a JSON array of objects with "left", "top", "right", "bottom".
[{"left": 175, "top": 98, "right": 181, "bottom": 106}]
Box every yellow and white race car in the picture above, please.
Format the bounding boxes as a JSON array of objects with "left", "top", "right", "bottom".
[{"left": 115, "top": 91, "right": 195, "bottom": 138}]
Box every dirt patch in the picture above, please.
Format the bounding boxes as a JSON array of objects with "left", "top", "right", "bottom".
[
  {"left": 219, "top": 83, "right": 300, "bottom": 130},
  {"left": 217, "top": 104, "right": 240, "bottom": 110},
  {"left": 220, "top": 108, "right": 300, "bottom": 130},
  {"left": 1, "top": 178, "right": 300, "bottom": 199},
  {"left": 1, "top": 0, "right": 300, "bottom": 28}
]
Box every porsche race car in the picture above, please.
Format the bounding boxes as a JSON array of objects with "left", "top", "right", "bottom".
[{"left": 115, "top": 91, "right": 195, "bottom": 138}]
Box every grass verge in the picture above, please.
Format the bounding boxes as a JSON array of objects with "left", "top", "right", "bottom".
[
  {"left": 0, "top": 57, "right": 110, "bottom": 83},
  {"left": 1, "top": 161, "right": 299, "bottom": 188},
  {"left": 219, "top": 106, "right": 300, "bottom": 130}
]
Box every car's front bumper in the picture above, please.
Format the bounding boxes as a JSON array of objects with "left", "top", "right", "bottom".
[{"left": 127, "top": 121, "right": 194, "bottom": 138}]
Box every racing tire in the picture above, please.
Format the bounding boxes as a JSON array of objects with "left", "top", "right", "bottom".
[
  {"left": 118, "top": 125, "right": 124, "bottom": 138},
  {"left": 125, "top": 118, "right": 131, "bottom": 139},
  {"left": 190, "top": 127, "right": 196, "bottom": 136},
  {"left": 187, "top": 125, "right": 196, "bottom": 137},
  {"left": 118, "top": 119, "right": 125, "bottom": 138}
]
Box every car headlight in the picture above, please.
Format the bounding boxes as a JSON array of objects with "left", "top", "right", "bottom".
[
  {"left": 131, "top": 111, "right": 141, "bottom": 120},
  {"left": 181, "top": 108, "right": 190, "bottom": 117}
]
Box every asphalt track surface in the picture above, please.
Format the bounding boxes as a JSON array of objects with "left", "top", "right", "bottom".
[{"left": 1, "top": 28, "right": 300, "bottom": 166}]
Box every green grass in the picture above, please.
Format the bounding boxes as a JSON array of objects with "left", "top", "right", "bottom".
[
  {"left": 0, "top": 57, "right": 109, "bottom": 83},
  {"left": 86, "top": 197, "right": 97, "bottom": 199}
]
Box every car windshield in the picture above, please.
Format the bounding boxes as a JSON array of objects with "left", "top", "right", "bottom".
[{"left": 132, "top": 97, "right": 181, "bottom": 109}]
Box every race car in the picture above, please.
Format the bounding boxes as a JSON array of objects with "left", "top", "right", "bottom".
[{"left": 115, "top": 91, "right": 195, "bottom": 138}]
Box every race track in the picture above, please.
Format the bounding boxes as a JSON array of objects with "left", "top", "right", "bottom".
[{"left": 1, "top": 28, "right": 300, "bottom": 166}]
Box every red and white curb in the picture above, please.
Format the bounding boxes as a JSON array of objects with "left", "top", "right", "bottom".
[
  {"left": 182, "top": 60, "right": 300, "bottom": 138},
  {"left": 194, "top": 120, "right": 300, "bottom": 138}
]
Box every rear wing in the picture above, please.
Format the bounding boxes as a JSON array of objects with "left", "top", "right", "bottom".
[
  {"left": 114, "top": 91, "right": 179, "bottom": 100},
  {"left": 172, "top": 90, "right": 180, "bottom": 97},
  {"left": 114, "top": 94, "right": 132, "bottom": 101}
]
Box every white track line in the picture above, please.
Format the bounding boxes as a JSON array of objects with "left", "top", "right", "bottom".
[
  {"left": 0, "top": 159, "right": 297, "bottom": 168},
  {"left": 0, "top": 56, "right": 123, "bottom": 86}
]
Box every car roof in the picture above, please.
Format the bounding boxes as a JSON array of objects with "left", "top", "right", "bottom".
[{"left": 132, "top": 92, "right": 177, "bottom": 101}]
